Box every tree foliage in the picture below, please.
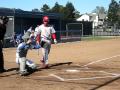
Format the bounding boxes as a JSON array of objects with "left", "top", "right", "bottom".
[
  {"left": 92, "top": 6, "right": 107, "bottom": 14},
  {"left": 51, "top": 2, "right": 61, "bottom": 13},
  {"left": 118, "top": 1, "right": 120, "bottom": 25},
  {"left": 41, "top": 4, "right": 50, "bottom": 12},
  {"left": 63, "top": 2, "right": 76, "bottom": 20},
  {"left": 74, "top": 10, "right": 80, "bottom": 19},
  {"left": 107, "top": 0, "right": 119, "bottom": 24},
  {"left": 32, "top": 8, "right": 40, "bottom": 12},
  {"left": 40, "top": 2, "right": 80, "bottom": 20}
]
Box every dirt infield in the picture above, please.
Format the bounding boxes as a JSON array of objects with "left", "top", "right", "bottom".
[{"left": 0, "top": 38, "right": 120, "bottom": 90}]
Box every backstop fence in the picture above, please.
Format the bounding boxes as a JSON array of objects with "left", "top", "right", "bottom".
[{"left": 58, "top": 23, "right": 83, "bottom": 42}]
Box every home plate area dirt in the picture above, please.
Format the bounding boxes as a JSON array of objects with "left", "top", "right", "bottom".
[{"left": 1, "top": 38, "right": 120, "bottom": 90}]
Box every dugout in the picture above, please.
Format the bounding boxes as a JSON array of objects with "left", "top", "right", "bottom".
[{"left": 0, "top": 8, "right": 62, "bottom": 40}]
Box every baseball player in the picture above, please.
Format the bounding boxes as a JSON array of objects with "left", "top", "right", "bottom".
[
  {"left": 16, "top": 35, "right": 40, "bottom": 76},
  {"left": 36, "top": 16, "right": 57, "bottom": 68}
]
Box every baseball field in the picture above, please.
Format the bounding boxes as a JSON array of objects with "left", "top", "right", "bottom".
[{"left": 0, "top": 37, "right": 120, "bottom": 90}]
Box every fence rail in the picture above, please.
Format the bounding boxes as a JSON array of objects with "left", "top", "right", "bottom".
[{"left": 93, "top": 28, "right": 120, "bottom": 36}]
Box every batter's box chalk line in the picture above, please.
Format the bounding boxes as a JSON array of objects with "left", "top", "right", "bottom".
[
  {"left": 50, "top": 74, "right": 65, "bottom": 81},
  {"left": 28, "top": 54, "right": 120, "bottom": 81},
  {"left": 49, "top": 70, "right": 120, "bottom": 81},
  {"left": 81, "top": 54, "right": 120, "bottom": 67}
]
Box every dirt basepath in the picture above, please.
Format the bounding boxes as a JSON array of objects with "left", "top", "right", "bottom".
[{"left": 0, "top": 38, "right": 120, "bottom": 90}]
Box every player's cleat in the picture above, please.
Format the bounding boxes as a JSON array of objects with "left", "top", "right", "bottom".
[
  {"left": 41, "top": 64, "right": 49, "bottom": 69},
  {"left": 15, "top": 68, "right": 19, "bottom": 72},
  {"left": 19, "top": 71, "right": 29, "bottom": 76},
  {"left": 40, "top": 59, "right": 45, "bottom": 64}
]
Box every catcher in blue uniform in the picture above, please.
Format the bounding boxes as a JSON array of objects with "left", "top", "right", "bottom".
[{"left": 16, "top": 34, "right": 40, "bottom": 76}]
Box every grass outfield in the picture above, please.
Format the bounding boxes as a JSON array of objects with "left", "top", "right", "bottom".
[{"left": 81, "top": 36, "right": 120, "bottom": 41}]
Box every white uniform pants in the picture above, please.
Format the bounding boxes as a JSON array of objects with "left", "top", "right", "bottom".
[
  {"left": 19, "top": 57, "right": 26, "bottom": 72},
  {"left": 16, "top": 53, "right": 36, "bottom": 72},
  {"left": 41, "top": 40, "right": 51, "bottom": 64}
]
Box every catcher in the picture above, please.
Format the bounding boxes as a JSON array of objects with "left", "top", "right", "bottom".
[{"left": 16, "top": 34, "right": 40, "bottom": 76}]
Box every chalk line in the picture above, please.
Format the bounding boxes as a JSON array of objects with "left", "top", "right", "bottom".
[
  {"left": 82, "top": 54, "right": 120, "bottom": 67},
  {"left": 65, "top": 75, "right": 117, "bottom": 81},
  {"left": 50, "top": 74, "right": 65, "bottom": 81}
]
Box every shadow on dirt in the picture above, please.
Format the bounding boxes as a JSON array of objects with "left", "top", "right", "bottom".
[
  {"left": 90, "top": 76, "right": 120, "bottom": 90},
  {"left": 37, "top": 62, "right": 73, "bottom": 69},
  {"left": 0, "top": 62, "right": 73, "bottom": 77}
]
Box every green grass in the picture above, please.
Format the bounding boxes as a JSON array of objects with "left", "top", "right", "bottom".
[{"left": 81, "top": 36, "right": 118, "bottom": 41}]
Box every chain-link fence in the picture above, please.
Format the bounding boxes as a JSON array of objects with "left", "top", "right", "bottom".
[
  {"left": 58, "top": 30, "right": 82, "bottom": 42},
  {"left": 93, "top": 28, "right": 120, "bottom": 36}
]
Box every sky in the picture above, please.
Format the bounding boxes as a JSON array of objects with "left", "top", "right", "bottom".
[{"left": 0, "top": 0, "right": 119, "bottom": 14}]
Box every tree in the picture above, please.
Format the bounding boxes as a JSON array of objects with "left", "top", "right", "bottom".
[
  {"left": 32, "top": 8, "right": 40, "bottom": 12},
  {"left": 107, "top": 0, "right": 119, "bottom": 25},
  {"left": 40, "top": 2, "right": 79, "bottom": 20},
  {"left": 16, "top": 8, "right": 23, "bottom": 11},
  {"left": 64, "top": 2, "right": 76, "bottom": 20},
  {"left": 92, "top": 6, "right": 107, "bottom": 14},
  {"left": 74, "top": 10, "right": 80, "bottom": 19},
  {"left": 50, "top": 2, "right": 77, "bottom": 20},
  {"left": 118, "top": 1, "right": 120, "bottom": 25},
  {"left": 51, "top": 2, "right": 61, "bottom": 13},
  {"left": 41, "top": 4, "right": 50, "bottom": 12}
]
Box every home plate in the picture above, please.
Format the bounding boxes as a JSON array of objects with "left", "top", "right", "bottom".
[{"left": 66, "top": 69, "right": 80, "bottom": 73}]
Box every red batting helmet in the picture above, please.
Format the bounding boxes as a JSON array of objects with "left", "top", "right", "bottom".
[{"left": 43, "top": 16, "right": 49, "bottom": 22}]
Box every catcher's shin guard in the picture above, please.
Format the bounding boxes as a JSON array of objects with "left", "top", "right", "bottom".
[
  {"left": 19, "top": 57, "right": 27, "bottom": 72},
  {"left": 26, "top": 59, "right": 37, "bottom": 70}
]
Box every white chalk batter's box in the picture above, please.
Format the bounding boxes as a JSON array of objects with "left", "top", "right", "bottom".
[{"left": 29, "top": 67, "right": 120, "bottom": 82}]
